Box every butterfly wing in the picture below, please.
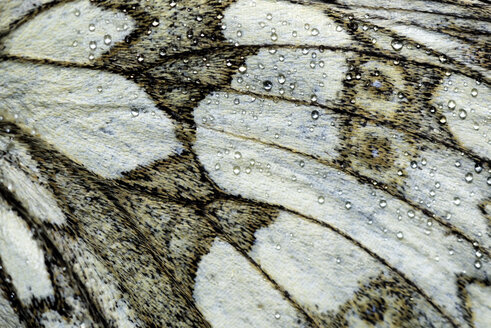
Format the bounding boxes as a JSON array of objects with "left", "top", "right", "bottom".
[{"left": 0, "top": 0, "right": 489, "bottom": 327}]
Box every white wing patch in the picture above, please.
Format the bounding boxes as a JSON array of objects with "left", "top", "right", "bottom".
[
  {"left": 196, "top": 92, "right": 342, "bottom": 158},
  {"left": 194, "top": 126, "right": 488, "bottom": 325},
  {"left": 1, "top": 0, "right": 135, "bottom": 64},
  {"left": 431, "top": 73, "right": 490, "bottom": 159},
  {"left": 194, "top": 238, "right": 308, "bottom": 328},
  {"left": 231, "top": 48, "right": 348, "bottom": 105},
  {"left": 0, "top": 137, "right": 65, "bottom": 225},
  {"left": 0, "top": 61, "right": 181, "bottom": 179},
  {"left": 466, "top": 283, "right": 491, "bottom": 328},
  {"left": 0, "top": 292, "right": 23, "bottom": 328},
  {"left": 223, "top": 0, "right": 352, "bottom": 46},
  {"left": 250, "top": 211, "right": 384, "bottom": 313},
  {"left": 0, "top": 0, "right": 55, "bottom": 35},
  {"left": 0, "top": 200, "right": 53, "bottom": 304}
]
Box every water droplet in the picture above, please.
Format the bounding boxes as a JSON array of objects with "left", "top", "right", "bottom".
[
  {"left": 453, "top": 197, "right": 461, "bottom": 206},
  {"left": 465, "top": 173, "right": 473, "bottom": 183},
  {"left": 274, "top": 312, "right": 281, "bottom": 319},
  {"left": 97, "top": 86, "right": 103, "bottom": 93},
  {"left": 391, "top": 39, "right": 403, "bottom": 51},
  {"left": 266, "top": 13, "right": 273, "bottom": 20},
  {"left": 345, "top": 201, "right": 352, "bottom": 210},
  {"left": 311, "top": 110, "right": 319, "bottom": 120},
  {"left": 407, "top": 210, "right": 415, "bottom": 218},
  {"left": 238, "top": 65, "right": 247, "bottom": 73},
  {"left": 471, "top": 88, "right": 478, "bottom": 97},
  {"left": 89, "top": 41, "right": 97, "bottom": 50},
  {"left": 299, "top": 160, "right": 305, "bottom": 168},
  {"left": 318, "top": 196, "right": 325, "bottom": 204},
  {"left": 396, "top": 231, "right": 404, "bottom": 239},
  {"left": 234, "top": 151, "right": 242, "bottom": 159},
  {"left": 103, "top": 34, "right": 112, "bottom": 45},
  {"left": 137, "top": 54, "right": 145, "bottom": 63},
  {"left": 475, "top": 164, "right": 483, "bottom": 173},
  {"left": 270, "top": 33, "right": 278, "bottom": 41},
  {"left": 152, "top": 19, "right": 160, "bottom": 27},
  {"left": 474, "top": 261, "right": 482, "bottom": 269},
  {"left": 335, "top": 257, "right": 341, "bottom": 264},
  {"left": 311, "top": 28, "right": 319, "bottom": 36},
  {"left": 458, "top": 109, "right": 467, "bottom": 119},
  {"left": 131, "top": 108, "right": 140, "bottom": 117},
  {"left": 277, "top": 74, "right": 286, "bottom": 84},
  {"left": 74, "top": 9, "right": 80, "bottom": 17},
  {"left": 214, "top": 163, "right": 221, "bottom": 170},
  {"left": 447, "top": 100, "right": 456, "bottom": 109},
  {"left": 233, "top": 166, "right": 241, "bottom": 175},
  {"left": 379, "top": 199, "right": 387, "bottom": 208},
  {"left": 89, "top": 23, "right": 95, "bottom": 32},
  {"left": 263, "top": 80, "right": 273, "bottom": 91},
  {"left": 72, "top": 40, "right": 78, "bottom": 47}
]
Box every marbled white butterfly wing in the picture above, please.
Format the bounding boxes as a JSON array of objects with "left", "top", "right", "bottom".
[{"left": 0, "top": 0, "right": 489, "bottom": 327}]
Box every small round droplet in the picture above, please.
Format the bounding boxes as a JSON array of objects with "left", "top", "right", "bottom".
[
  {"left": 318, "top": 196, "right": 325, "bottom": 204},
  {"left": 103, "top": 34, "right": 112, "bottom": 45},
  {"left": 263, "top": 80, "right": 273, "bottom": 91},
  {"left": 465, "top": 173, "right": 473, "bottom": 183},
  {"left": 238, "top": 65, "right": 247, "bottom": 73},
  {"left": 270, "top": 33, "right": 278, "bottom": 41},
  {"left": 447, "top": 100, "right": 456, "bottom": 109},
  {"left": 458, "top": 109, "right": 467, "bottom": 119},
  {"left": 311, "top": 110, "right": 319, "bottom": 120},
  {"left": 345, "top": 201, "right": 352, "bottom": 210},
  {"left": 311, "top": 28, "right": 319, "bottom": 36},
  {"left": 89, "top": 23, "right": 95, "bottom": 32},
  {"left": 379, "top": 199, "right": 387, "bottom": 208},
  {"left": 453, "top": 197, "right": 461, "bottom": 206},
  {"left": 234, "top": 151, "right": 242, "bottom": 159},
  {"left": 471, "top": 88, "right": 478, "bottom": 97},
  {"left": 274, "top": 312, "right": 281, "bottom": 319},
  {"left": 233, "top": 166, "right": 241, "bottom": 175},
  {"left": 474, "top": 261, "right": 482, "bottom": 269},
  {"left": 335, "top": 257, "right": 341, "bottom": 264},
  {"left": 396, "top": 231, "right": 404, "bottom": 239},
  {"left": 131, "top": 108, "right": 140, "bottom": 117},
  {"left": 277, "top": 74, "right": 286, "bottom": 84},
  {"left": 407, "top": 210, "right": 415, "bottom": 218},
  {"left": 391, "top": 39, "right": 403, "bottom": 51},
  {"left": 89, "top": 41, "right": 97, "bottom": 50}
]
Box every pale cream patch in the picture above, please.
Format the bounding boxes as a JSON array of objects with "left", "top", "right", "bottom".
[
  {"left": 231, "top": 48, "right": 348, "bottom": 105},
  {"left": 0, "top": 0, "right": 55, "bottom": 34},
  {"left": 389, "top": 25, "right": 489, "bottom": 78},
  {"left": 403, "top": 146, "right": 489, "bottom": 248},
  {"left": 250, "top": 211, "right": 384, "bottom": 313},
  {"left": 0, "top": 200, "right": 53, "bottom": 304},
  {"left": 195, "top": 92, "right": 342, "bottom": 159},
  {"left": 65, "top": 238, "right": 141, "bottom": 328},
  {"left": 0, "top": 137, "right": 65, "bottom": 225},
  {"left": 431, "top": 74, "right": 490, "bottom": 159},
  {"left": 2, "top": 0, "right": 135, "bottom": 64},
  {"left": 0, "top": 61, "right": 181, "bottom": 179},
  {"left": 194, "top": 126, "right": 488, "bottom": 326},
  {"left": 194, "top": 238, "right": 308, "bottom": 328},
  {"left": 223, "top": 0, "right": 352, "bottom": 46},
  {"left": 466, "top": 283, "right": 491, "bottom": 328},
  {"left": 0, "top": 292, "right": 23, "bottom": 328}
]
